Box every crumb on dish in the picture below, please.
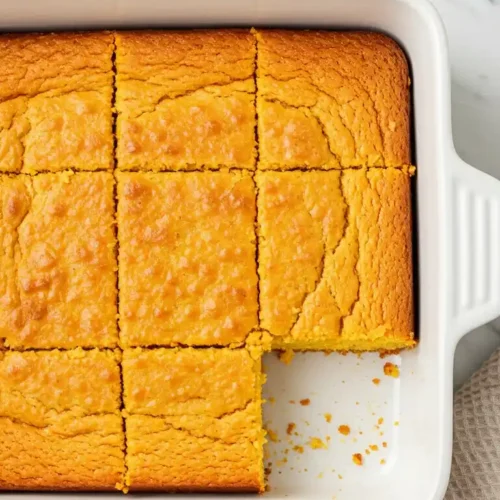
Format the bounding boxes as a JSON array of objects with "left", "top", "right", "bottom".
[
  {"left": 338, "top": 425, "right": 351, "bottom": 436},
  {"left": 383, "top": 362, "right": 400, "bottom": 378}
]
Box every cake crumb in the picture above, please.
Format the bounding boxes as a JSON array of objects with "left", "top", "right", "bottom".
[
  {"left": 293, "top": 445, "right": 304, "bottom": 454},
  {"left": 394, "top": 421, "right": 400, "bottom": 426},
  {"left": 378, "top": 417, "right": 384, "bottom": 425},
  {"left": 324, "top": 413, "right": 332, "bottom": 423},
  {"left": 286, "top": 423, "right": 296, "bottom": 435},
  {"left": 309, "top": 437, "right": 327, "bottom": 450},
  {"left": 267, "top": 429, "right": 279, "bottom": 443},
  {"left": 372, "top": 378, "right": 381, "bottom": 385},
  {"left": 278, "top": 349, "right": 295, "bottom": 365},
  {"left": 365, "top": 449, "right": 371, "bottom": 455},
  {"left": 326, "top": 435, "right": 331, "bottom": 442},
  {"left": 380, "top": 459, "right": 386, "bottom": 465},
  {"left": 352, "top": 453, "right": 363, "bottom": 466},
  {"left": 299, "top": 398, "right": 310, "bottom": 406},
  {"left": 289, "top": 400, "right": 296, "bottom": 404},
  {"left": 370, "top": 444, "right": 379, "bottom": 451},
  {"left": 338, "top": 474, "right": 343, "bottom": 480},
  {"left": 318, "top": 472, "right": 324, "bottom": 479},
  {"left": 268, "top": 397, "right": 276, "bottom": 404},
  {"left": 382, "top": 442, "right": 387, "bottom": 448},
  {"left": 338, "top": 425, "right": 350, "bottom": 436},
  {"left": 383, "top": 362, "right": 400, "bottom": 378}
]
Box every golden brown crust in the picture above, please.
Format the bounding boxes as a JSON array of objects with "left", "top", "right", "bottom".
[
  {"left": 0, "top": 349, "right": 125, "bottom": 490},
  {"left": 258, "top": 169, "right": 414, "bottom": 350},
  {"left": 256, "top": 30, "right": 410, "bottom": 169},
  {"left": 0, "top": 32, "right": 114, "bottom": 173},
  {"left": 0, "top": 172, "right": 118, "bottom": 348},
  {"left": 122, "top": 348, "right": 259, "bottom": 417},
  {"left": 117, "top": 171, "right": 258, "bottom": 347},
  {"left": 123, "top": 348, "right": 264, "bottom": 492},
  {"left": 0, "top": 349, "right": 122, "bottom": 422},
  {"left": 115, "top": 30, "right": 256, "bottom": 170},
  {"left": 0, "top": 415, "right": 125, "bottom": 491}
]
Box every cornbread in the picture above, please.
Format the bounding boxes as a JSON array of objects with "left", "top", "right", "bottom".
[
  {"left": 0, "top": 32, "right": 114, "bottom": 173},
  {"left": 115, "top": 30, "right": 256, "bottom": 171},
  {"left": 257, "top": 169, "right": 414, "bottom": 351},
  {"left": 117, "top": 171, "right": 258, "bottom": 347},
  {"left": 0, "top": 29, "right": 416, "bottom": 493},
  {"left": 0, "top": 172, "right": 117, "bottom": 348},
  {"left": 256, "top": 30, "right": 410, "bottom": 169},
  {"left": 122, "top": 348, "right": 264, "bottom": 492},
  {"left": 0, "top": 349, "right": 124, "bottom": 490}
]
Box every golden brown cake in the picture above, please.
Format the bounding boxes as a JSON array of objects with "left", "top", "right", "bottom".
[
  {"left": 0, "top": 32, "right": 114, "bottom": 173},
  {"left": 0, "top": 172, "right": 117, "bottom": 348},
  {"left": 117, "top": 171, "right": 258, "bottom": 347},
  {"left": 115, "top": 30, "right": 256, "bottom": 171},
  {"left": 257, "top": 169, "right": 414, "bottom": 351},
  {"left": 122, "top": 347, "right": 264, "bottom": 492},
  {"left": 0, "top": 349, "right": 125, "bottom": 490},
  {"left": 256, "top": 30, "right": 410, "bottom": 170},
  {"left": 0, "top": 29, "right": 416, "bottom": 494}
]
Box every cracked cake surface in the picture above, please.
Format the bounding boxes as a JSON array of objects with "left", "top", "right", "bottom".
[
  {"left": 0, "top": 172, "right": 118, "bottom": 349},
  {"left": 122, "top": 347, "right": 264, "bottom": 492},
  {"left": 257, "top": 169, "right": 414, "bottom": 351},
  {"left": 117, "top": 171, "right": 258, "bottom": 347},
  {"left": 0, "top": 349, "right": 125, "bottom": 490},
  {"left": 115, "top": 30, "right": 257, "bottom": 171},
  {"left": 256, "top": 30, "right": 410, "bottom": 170},
  {"left": 0, "top": 32, "right": 114, "bottom": 173}
]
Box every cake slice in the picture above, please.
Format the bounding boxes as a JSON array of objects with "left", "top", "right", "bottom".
[
  {"left": 257, "top": 169, "right": 414, "bottom": 351},
  {"left": 122, "top": 347, "right": 264, "bottom": 492},
  {"left": 0, "top": 349, "right": 125, "bottom": 490},
  {"left": 115, "top": 30, "right": 256, "bottom": 170},
  {"left": 256, "top": 30, "right": 410, "bottom": 170},
  {"left": 0, "top": 32, "right": 114, "bottom": 173},
  {"left": 0, "top": 172, "right": 118, "bottom": 348},
  {"left": 117, "top": 171, "right": 258, "bottom": 347}
]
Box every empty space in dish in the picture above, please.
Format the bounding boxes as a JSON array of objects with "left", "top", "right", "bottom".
[{"left": 263, "top": 352, "right": 401, "bottom": 497}]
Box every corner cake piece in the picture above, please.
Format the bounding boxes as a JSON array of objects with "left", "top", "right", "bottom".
[
  {"left": 117, "top": 171, "right": 258, "bottom": 347},
  {"left": 0, "top": 172, "right": 118, "bottom": 348},
  {"left": 0, "top": 32, "right": 114, "bottom": 173},
  {"left": 122, "top": 347, "right": 264, "bottom": 492},
  {"left": 257, "top": 169, "right": 414, "bottom": 351},
  {"left": 0, "top": 349, "right": 125, "bottom": 490},
  {"left": 256, "top": 30, "right": 410, "bottom": 170},
  {"left": 115, "top": 30, "right": 256, "bottom": 171}
]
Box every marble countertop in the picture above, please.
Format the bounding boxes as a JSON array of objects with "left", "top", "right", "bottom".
[{"left": 431, "top": 0, "right": 500, "bottom": 389}]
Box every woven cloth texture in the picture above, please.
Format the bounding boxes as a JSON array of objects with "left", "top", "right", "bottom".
[{"left": 446, "top": 348, "right": 500, "bottom": 500}]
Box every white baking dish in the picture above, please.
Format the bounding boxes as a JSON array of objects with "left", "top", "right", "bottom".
[{"left": 2, "top": 0, "right": 499, "bottom": 499}]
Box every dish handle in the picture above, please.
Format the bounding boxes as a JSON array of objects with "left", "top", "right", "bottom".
[{"left": 451, "top": 157, "right": 500, "bottom": 344}]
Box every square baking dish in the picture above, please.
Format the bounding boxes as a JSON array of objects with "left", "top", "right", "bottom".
[{"left": 2, "top": 0, "right": 500, "bottom": 499}]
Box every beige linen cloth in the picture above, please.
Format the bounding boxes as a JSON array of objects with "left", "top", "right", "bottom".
[{"left": 446, "top": 348, "right": 500, "bottom": 499}]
